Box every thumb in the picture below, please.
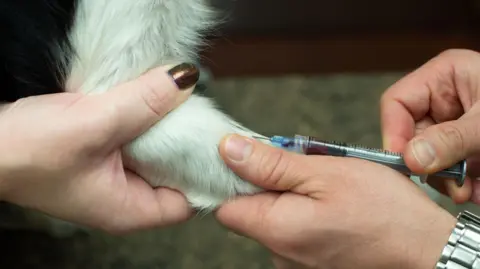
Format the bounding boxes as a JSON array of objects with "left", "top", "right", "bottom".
[
  {"left": 403, "top": 116, "right": 479, "bottom": 174},
  {"left": 100, "top": 63, "right": 199, "bottom": 144},
  {"left": 219, "top": 134, "right": 325, "bottom": 196},
  {"left": 216, "top": 134, "right": 326, "bottom": 244}
]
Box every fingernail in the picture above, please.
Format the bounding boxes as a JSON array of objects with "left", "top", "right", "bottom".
[
  {"left": 411, "top": 138, "right": 436, "bottom": 168},
  {"left": 167, "top": 63, "right": 200, "bottom": 90},
  {"left": 225, "top": 135, "right": 253, "bottom": 162}
]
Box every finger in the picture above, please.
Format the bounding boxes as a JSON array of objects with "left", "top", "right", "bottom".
[
  {"left": 101, "top": 63, "right": 199, "bottom": 144},
  {"left": 411, "top": 114, "right": 478, "bottom": 204},
  {"left": 466, "top": 156, "right": 480, "bottom": 204},
  {"left": 271, "top": 254, "right": 301, "bottom": 269},
  {"left": 471, "top": 179, "right": 480, "bottom": 204},
  {"left": 467, "top": 156, "right": 480, "bottom": 179},
  {"left": 426, "top": 176, "right": 449, "bottom": 197},
  {"left": 403, "top": 116, "right": 480, "bottom": 174},
  {"left": 106, "top": 172, "right": 193, "bottom": 233},
  {"left": 216, "top": 188, "right": 316, "bottom": 252},
  {"left": 417, "top": 119, "right": 449, "bottom": 198},
  {"left": 416, "top": 117, "right": 472, "bottom": 202},
  {"left": 426, "top": 153, "right": 480, "bottom": 204},
  {"left": 380, "top": 68, "right": 431, "bottom": 152},
  {"left": 445, "top": 177, "right": 472, "bottom": 204},
  {"left": 218, "top": 134, "right": 328, "bottom": 197},
  {"left": 427, "top": 176, "right": 472, "bottom": 204},
  {"left": 415, "top": 116, "right": 436, "bottom": 136},
  {"left": 216, "top": 191, "right": 284, "bottom": 243},
  {"left": 217, "top": 134, "right": 329, "bottom": 248},
  {"left": 380, "top": 49, "right": 479, "bottom": 152}
]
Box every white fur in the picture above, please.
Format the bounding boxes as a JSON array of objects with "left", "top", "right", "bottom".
[
  {"left": 59, "top": 0, "right": 480, "bottom": 216},
  {"left": 63, "top": 0, "right": 264, "bottom": 211}
]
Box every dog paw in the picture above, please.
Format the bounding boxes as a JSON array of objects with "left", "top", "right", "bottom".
[{"left": 123, "top": 94, "right": 268, "bottom": 211}]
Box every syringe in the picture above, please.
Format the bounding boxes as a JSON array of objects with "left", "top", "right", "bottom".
[{"left": 261, "top": 134, "right": 467, "bottom": 187}]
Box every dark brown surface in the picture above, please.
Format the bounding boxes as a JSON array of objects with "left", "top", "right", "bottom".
[
  {"left": 202, "top": 0, "right": 480, "bottom": 78},
  {"left": 200, "top": 33, "right": 480, "bottom": 78},
  {"left": 211, "top": 0, "right": 479, "bottom": 35}
]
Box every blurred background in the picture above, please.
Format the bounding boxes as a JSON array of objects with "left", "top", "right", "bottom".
[{"left": 3, "top": 0, "right": 480, "bottom": 268}]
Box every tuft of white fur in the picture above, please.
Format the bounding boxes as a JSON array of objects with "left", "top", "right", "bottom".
[
  {"left": 64, "top": 0, "right": 214, "bottom": 93},
  {"left": 59, "top": 0, "right": 480, "bottom": 216},
  {"left": 63, "top": 0, "right": 264, "bottom": 211}
]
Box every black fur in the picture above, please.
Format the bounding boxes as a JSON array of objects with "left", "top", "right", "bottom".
[{"left": 0, "top": 0, "right": 76, "bottom": 102}]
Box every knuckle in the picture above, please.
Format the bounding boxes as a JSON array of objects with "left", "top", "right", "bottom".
[
  {"left": 435, "top": 123, "right": 466, "bottom": 152},
  {"left": 430, "top": 49, "right": 480, "bottom": 112},
  {"left": 438, "top": 48, "right": 463, "bottom": 58},
  {"left": 379, "top": 86, "right": 396, "bottom": 107},
  {"left": 379, "top": 91, "right": 389, "bottom": 107},
  {"left": 435, "top": 49, "right": 480, "bottom": 68},
  {"left": 256, "top": 149, "right": 292, "bottom": 188},
  {"left": 437, "top": 48, "right": 475, "bottom": 60},
  {"left": 136, "top": 75, "right": 173, "bottom": 117}
]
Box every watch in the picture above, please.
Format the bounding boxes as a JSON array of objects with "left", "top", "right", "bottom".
[{"left": 436, "top": 211, "right": 480, "bottom": 269}]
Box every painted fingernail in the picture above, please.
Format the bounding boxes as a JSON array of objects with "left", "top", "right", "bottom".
[
  {"left": 411, "top": 138, "right": 436, "bottom": 168},
  {"left": 225, "top": 135, "right": 253, "bottom": 162},
  {"left": 167, "top": 63, "right": 200, "bottom": 90}
]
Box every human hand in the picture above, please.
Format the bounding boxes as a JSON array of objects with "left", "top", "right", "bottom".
[
  {"left": 215, "top": 134, "right": 456, "bottom": 269},
  {"left": 0, "top": 63, "right": 199, "bottom": 233},
  {"left": 380, "top": 49, "right": 480, "bottom": 204}
]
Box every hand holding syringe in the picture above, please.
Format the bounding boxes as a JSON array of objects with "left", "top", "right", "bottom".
[{"left": 256, "top": 134, "right": 467, "bottom": 187}]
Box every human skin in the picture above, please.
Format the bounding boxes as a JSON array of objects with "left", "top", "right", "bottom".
[
  {"left": 214, "top": 49, "right": 480, "bottom": 268},
  {"left": 0, "top": 63, "right": 198, "bottom": 233},
  {"left": 380, "top": 49, "right": 480, "bottom": 204},
  {"left": 215, "top": 134, "right": 456, "bottom": 269}
]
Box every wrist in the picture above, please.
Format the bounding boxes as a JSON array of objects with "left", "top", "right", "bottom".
[
  {"left": 418, "top": 211, "right": 457, "bottom": 269},
  {"left": 398, "top": 208, "right": 457, "bottom": 269}
]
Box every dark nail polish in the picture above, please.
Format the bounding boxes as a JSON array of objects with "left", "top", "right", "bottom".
[{"left": 167, "top": 63, "right": 200, "bottom": 90}]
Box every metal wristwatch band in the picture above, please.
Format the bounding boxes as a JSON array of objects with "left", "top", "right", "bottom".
[{"left": 436, "top": 211, "right": 480, "bottom": 269}]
